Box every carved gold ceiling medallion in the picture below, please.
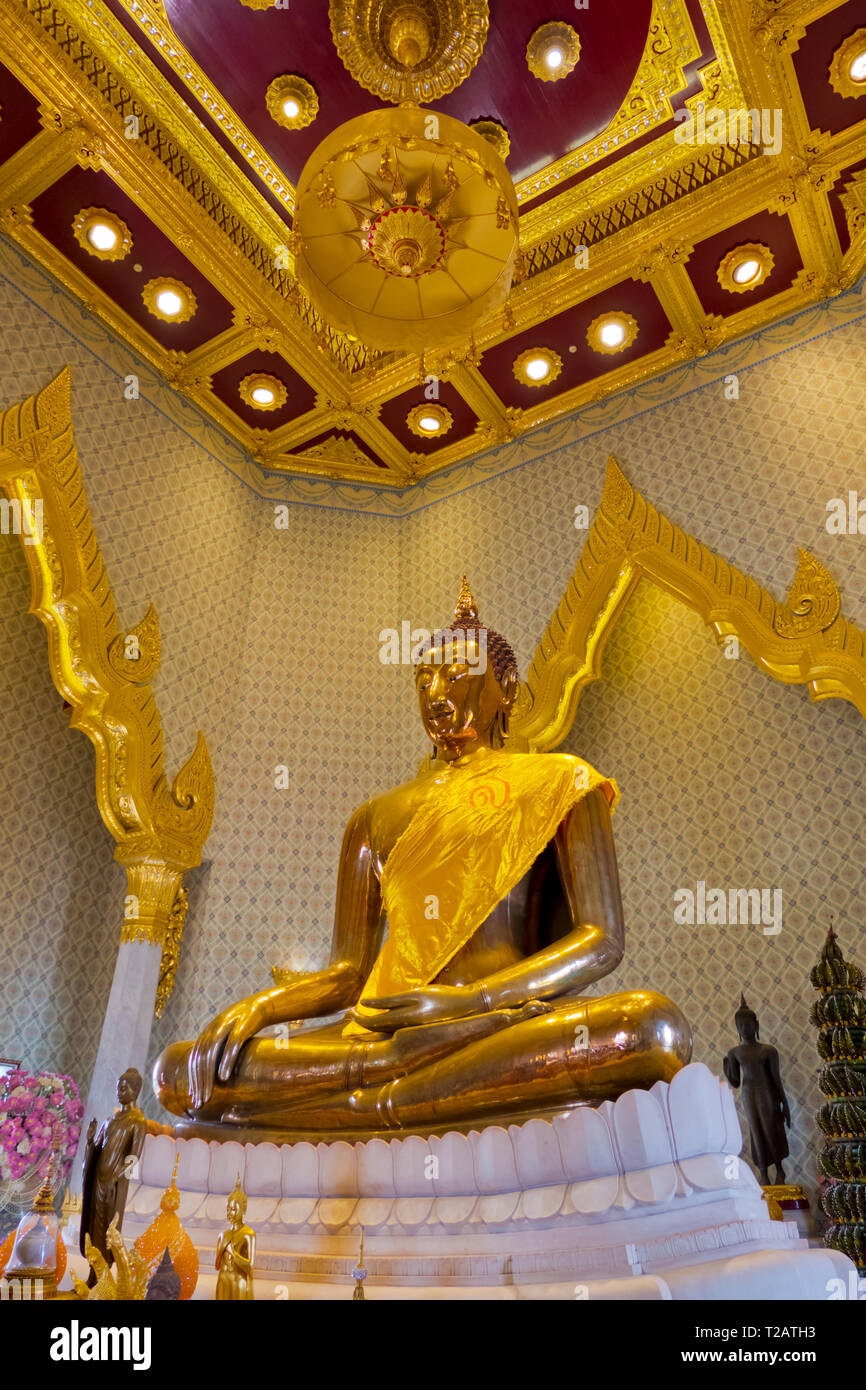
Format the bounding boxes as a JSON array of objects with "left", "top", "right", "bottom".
[
  {"left": 716, "top": 243, "right": 774, "bottom": 294},
  {"left": 142, "top": 277, "right": 197, "bottom": 323},
  {"left": 72, "top": 207, "right": 132, "bottom": 262},
  {"left": 586, "top": 312, "right": 638, "bottom": 355},
  {"left": 239, "top": 373, "right": 288, "bottom": 411},
  {"left": 513, "top": 348, "right": 563, "bottom": 388},
  {"left": 470, "top": 118, "right": 510, "bottom": 162},
  {"left": 367, "top": 204, "right": 446, "bottom": 277},
  {"left": 526, "top": 22, "right": 580, "bottom": 82},
  {"left": 293, "top": 106, "right": 518, "bottom": 352},
  {"left": 407, "top": 401, "right": 453, "bottom": 436},
  {"left": 265, "top": 74, "right": 319, "bottom": 132},
  {"left": 828, "top": 29, "right": 866, "bottom": 100},
  {"left": 329, "top": 0, "right": 489, "bottom": 104}
]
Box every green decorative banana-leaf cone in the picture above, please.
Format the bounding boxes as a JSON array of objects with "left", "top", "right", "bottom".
[{"left": 810, "top": 926, "right": 866, "bottom": 1275}]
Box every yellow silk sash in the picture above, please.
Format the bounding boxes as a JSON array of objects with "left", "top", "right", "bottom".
[{"left": 343, "top": 749, "right": 618, "bottom": 1036}]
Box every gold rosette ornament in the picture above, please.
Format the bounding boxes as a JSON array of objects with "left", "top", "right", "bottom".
[{"left": 293, "top": 106, "right": 518, "bottom": 352}]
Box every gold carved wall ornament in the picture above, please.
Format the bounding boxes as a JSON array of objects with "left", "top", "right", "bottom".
[
  {"left": 0, "top": 369, "right": 214, "bottom": 1014},
  {"left": 510, "top": 457, "right": 866, "bottom": 753}
]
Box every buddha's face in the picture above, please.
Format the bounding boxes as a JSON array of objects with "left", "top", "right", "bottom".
[
  {"left": 117, "top": 1072, "right": 138, "bottom": 1106},
  {"left": 227, "top": 1197, "right": 243, "bottom": 1225},
  {"left": 416, "top": 636, "right": 515, "bottom": 755}
]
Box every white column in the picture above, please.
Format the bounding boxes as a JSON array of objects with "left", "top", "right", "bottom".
[{"left": 69, "top": 939, "right": 162, "bottom": 1193}]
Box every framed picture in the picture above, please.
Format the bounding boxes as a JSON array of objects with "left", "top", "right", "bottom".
[{"left": 0, "top": 1059, "right": 22, "bottom": 1082}]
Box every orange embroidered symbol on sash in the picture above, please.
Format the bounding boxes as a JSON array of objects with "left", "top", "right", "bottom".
[{"left": 468, "top": 776, "right": 511, "bottom": 811}]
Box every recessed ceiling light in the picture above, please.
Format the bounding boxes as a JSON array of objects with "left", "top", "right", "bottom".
[
  {"left": 829, "top": 29, "right": 866, "bottom": 99},
  {"left": 267, "top": 74, "right": 319, "bottom": 130},
  {"left": 849, "top": 49, "right": 866, "bottom": 83},
  {"left": 526, "top": 356, "right": 551, "bottom": 380},
  {"left": 72, "top": 208, "right": 132, "bottom": 262},
  {"left": 156, "top": 289, "right": 183, "bottom": 317},
  {"left": 87, "top": 221, "right": 118, "bottom": 252},
  {"left": 142, "top": 277, "right": 197, "bottom": 323},
  {"left": 239, "top": 373, "right": 288, "bottom": 412},
  {"left": 732, "top": 258, "right": 760, "bottom": 285},
  {"left": 586, "top": 312, "right": 638, "bottom": 355},
  {"left": 513, "top": 348, "right": 563, "bottom": 387},
  {"left": 716, "top": 243, "right": 773, "bottom": 294},
  {"left": 600, "top": 320, "right": 625, "bottom": 347},
  {"left": 527, "top": 23, "right": 580, "bottom": 81},
  {"left": 407, "top": 403, "right": 454, "bottom": 438}
]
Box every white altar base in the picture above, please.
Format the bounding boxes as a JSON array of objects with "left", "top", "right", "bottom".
[{"left": 120, "top": 1063, "right": 855, "bottom": 1300}]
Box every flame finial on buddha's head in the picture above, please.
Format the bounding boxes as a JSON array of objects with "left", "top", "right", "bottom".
[{"left": 454, "top": 574, "right": 479, "bottom": 623}]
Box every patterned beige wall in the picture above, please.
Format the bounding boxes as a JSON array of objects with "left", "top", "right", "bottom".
[{"left": 0, "top": 237, "right": 863, "bottom": 1203}]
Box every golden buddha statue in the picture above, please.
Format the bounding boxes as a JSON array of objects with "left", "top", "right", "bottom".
[
  {"left": 156, "top": 580, "right": 691, "bottom": 1140},
  {"left": 215, "top": 1179, "right": 255, "bottom": 1301}
]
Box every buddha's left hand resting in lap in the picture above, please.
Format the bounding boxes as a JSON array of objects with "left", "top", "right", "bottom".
[{"left": 156, "top": 580, "right": 691, "bottom": 1140}]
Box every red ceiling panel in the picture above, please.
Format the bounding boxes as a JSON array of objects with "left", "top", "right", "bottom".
[
  {"left": 164, "top": 0, "right": 653, "bottom": 186},
  {"left": 30, "top": 168, "right": 235, "bottom": 351},
  {"left": 210, "top": 348, "right": 317, "bottom": 429},
  {"left": 0, "top": 66, "right": 43, "bottom": 163},
  {"left": 521, "top": 0, "right": 716, "bottom": 215},
  {"left": 481, "top": 279, "right": 673, "bottom": 410},
  {"left": 686, "top": 210, "right": 803, "bottom": 318},
  {"left": 793, "top": 1, "right": 866, "bottom": 138},
  {"left": 379, "top": 380, "right": 479, "bottom": 454}
]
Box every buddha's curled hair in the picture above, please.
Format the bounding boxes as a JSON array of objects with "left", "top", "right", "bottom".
[
  {"left": 447, "top": 618, "right": 519, "bottom": 685},
  {"left": 415, "top": 576, "right": 520, "bottom": 686}
]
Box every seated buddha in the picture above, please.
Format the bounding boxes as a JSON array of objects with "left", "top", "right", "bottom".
[{"left": 156, "top": 580, "right": 691, "bottom": 1140}]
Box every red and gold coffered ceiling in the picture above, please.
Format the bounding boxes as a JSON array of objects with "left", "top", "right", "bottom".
[{"left": 0, "top": 0, "right": 864, "bottom": 486}]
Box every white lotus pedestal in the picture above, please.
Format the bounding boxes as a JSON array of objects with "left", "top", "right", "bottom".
[{"left": 125, "top": 1064, "right": 853, "bottom": 1300}]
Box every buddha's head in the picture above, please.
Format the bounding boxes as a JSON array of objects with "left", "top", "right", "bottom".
[
  {"left": 117, "top": 1067, "right": 142, "bottom": 1106},
  {"left": 735, "top": 994, "right": 759, "bottom": 1043},
  {"left": 415, "top": 577, "right": 519, "bottom": 760},
  {"left": 227, "top": 1176, "right": 247, "bottom": 1226}
]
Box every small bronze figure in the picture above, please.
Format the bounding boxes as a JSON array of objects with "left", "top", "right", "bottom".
[
  {"left": 723, "top": 995, "right": 791, "bottom": 1185},
  {"left": 80, "top": 1068, "right": 146, "bottom": 1287},
  {"left": 145, "top": 1249, "right": 182, "bottom": 1301}
]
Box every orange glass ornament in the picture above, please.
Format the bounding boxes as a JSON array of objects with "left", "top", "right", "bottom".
[{"left": 133, "top": 1162, "right": 198, "bottom": 1299}]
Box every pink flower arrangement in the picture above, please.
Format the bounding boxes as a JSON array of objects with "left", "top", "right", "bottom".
[{"left": 0, "top": 1070, "right": 83, "bottom": 1194}]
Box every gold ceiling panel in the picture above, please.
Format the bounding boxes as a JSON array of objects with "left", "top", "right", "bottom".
[{"left": 0, "top": 0, "right": 863, "bottom": 486}]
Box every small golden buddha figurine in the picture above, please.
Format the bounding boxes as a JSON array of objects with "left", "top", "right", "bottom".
[
  {"left": 156, "top": 579, "right": 691, "bottom": 1139},
  {"left": 215, "top": 1178, "right": 255, "bottom": 1301}
]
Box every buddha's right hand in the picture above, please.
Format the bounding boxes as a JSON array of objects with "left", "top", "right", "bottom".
[{"left": 188, "top": 991, "right": 272, "bottom": 1110}]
